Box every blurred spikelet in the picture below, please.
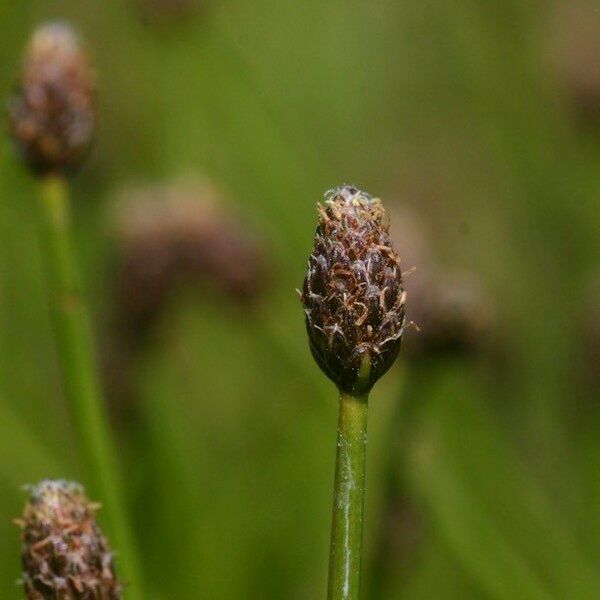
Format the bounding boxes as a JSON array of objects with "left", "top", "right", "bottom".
[
  {"left": 111, "top": 179, "right": 268, "bottom": 340},
  {"left": 408, "top": 269, "right": 494, "bottom": 357},
  {"left": 102, "top": 179, "right": 269, "bottom": 418},
  {"left": 388, "top": 202, "right": 495, "bottom": 359},
  {"left": 16, "top": 480, "right": 121, "bottom": 599},
  {"left": 9, "top": 22, "right": 95, "bottom": 176},
  {"left": 551, "top": 1, "right": 600, "bottom": 127}
]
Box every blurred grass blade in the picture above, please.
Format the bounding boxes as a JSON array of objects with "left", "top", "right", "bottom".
[
  {"left": 0, "top": 399, "right": 60, "bottom": 488},
  {"left": 409, "top": 422, "right": 554, "bottom": 599},
  {"left": 36, "top": 176, "right": 143, "bottom": 598},
  {"left": 408, "top": 365, "right": 600, "bottom": 600}
]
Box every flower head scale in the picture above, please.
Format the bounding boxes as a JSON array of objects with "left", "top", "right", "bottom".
[
  {"left": 17, "top": 480, "right": 121, "bottom": 599},
  {"left": 9, "top": 22, "right": 95, "bottom": 176},
  {"left": 301, "top": 185, "right": 405, "bottom": 394}
]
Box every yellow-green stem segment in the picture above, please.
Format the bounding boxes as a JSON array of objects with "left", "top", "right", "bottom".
[
  {"left": 328, "top": 360, "right": 371, "bottom": 600},
  {"left": 37, "top": 175, "right": 142, "bottom": 598}
]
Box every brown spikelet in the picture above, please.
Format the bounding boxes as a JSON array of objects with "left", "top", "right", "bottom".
[
  {"left": 102, "top": 180, "right": 269, "bottom": 422},
  {"left": 301, "top": 185, "right": 405, "bottom": 394},
  {"left": 551, "top": 1, "right": 600, "bottom": 127},
  {"left": 111, "top": 180, "right": 268, "bottom": 339},
  {"left": 387, "top": 202, "right": 494, "bottom": 359},
  {"left": 9, "top": 22, "right": 95, "bottom": 176},
  {"left": 17, "top": 480, "right": 121, "bottom": 599},
  {"left": 406, "top": 270, "right": 494, "bottom": 358}
]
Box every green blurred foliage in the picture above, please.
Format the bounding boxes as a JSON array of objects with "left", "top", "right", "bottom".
[{"left": 0, "top": 0, "right": 598, "bottom": 598}]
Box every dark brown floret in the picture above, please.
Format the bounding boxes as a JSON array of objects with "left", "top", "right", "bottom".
[
  {"left": 17, "top": 480, "right": 121, "bottom": 599},
  {"left": 9, "top": 22, "right": 95, "bottom": 176},
  {"left": 301, "top": 185, "right": 405, "bottom": 394}
]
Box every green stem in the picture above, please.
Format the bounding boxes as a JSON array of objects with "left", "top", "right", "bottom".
[
  {"left": 37, "top": 175, "right": 142, "bottom": 599},
  {"left": 328, "top": 366, "right": 371, "bottom": 600}
]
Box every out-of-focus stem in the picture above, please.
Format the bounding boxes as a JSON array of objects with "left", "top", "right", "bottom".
[
  {"left": 37, "top": 175, "right": 142, "bottom": 599},
  {"left": 328, "top": 361, "right": 371, "bottom": 600}
]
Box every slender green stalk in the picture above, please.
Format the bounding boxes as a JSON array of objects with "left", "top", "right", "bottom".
[
  {"left": 36, "top": 175, "right": 142, "bottom": 599},
  {"left": 301, "top": 186, "right": 404, "bottom": 599},
  {"left": 328, "top": 390, "right": 369, "bottom": 599},
  {"left": 328, "top": 360, "right": 371, "bottom": 600}
]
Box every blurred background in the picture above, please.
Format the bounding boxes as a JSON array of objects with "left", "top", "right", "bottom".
[{"left": 0, "top": 1, "right": 598, "bottom": 598}]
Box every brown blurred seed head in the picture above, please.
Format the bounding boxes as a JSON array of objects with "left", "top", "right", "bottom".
[
  {"left": 301, "top": 185, "right": 405, "bottom": 394},
  {"left": 405, "top": 269, "right": 494, "bottom": 358},
  {"left": 17, "top": 480, "right": 121, "bottom": 599},
  {"left": 386, "top": 201, "right": 495, "bottom": 359},
  {"left": 112, "top": 180, "right": 268, "bottom": 338},
  {"left": 551, "top": 1, "right": 600, "bottom": 127},
  {"left": 9, "top": 22, "right": 95, "bottom": 176}
]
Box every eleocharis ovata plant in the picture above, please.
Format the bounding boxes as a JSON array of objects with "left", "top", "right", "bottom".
[
  {"left": 8, "top": 22, "right": 142, "bottom": 599},
  {"left": 300, "top": 185, "right": 406, "bottom": 599}
]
